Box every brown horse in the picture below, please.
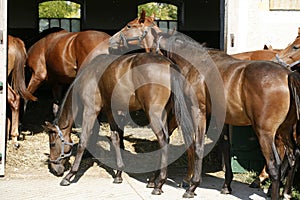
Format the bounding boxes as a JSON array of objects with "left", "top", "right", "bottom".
[
  {"left": 231, "top": 34, "right": 300, "bottom": 189},
  {"left": 24, "top": 29, "right": 111, "bottom": 115},
  {"left": 109, "top": 15, "right": 300, "bottom": 199},
  {"left": 231, "top": 35, "right": 300, "bottom": 70},
  {"left": 7, "top": 35, "right": 36, "bottom": 148},
  {"left": 43, "top": 52, "right": 192, "bottom": 196}
]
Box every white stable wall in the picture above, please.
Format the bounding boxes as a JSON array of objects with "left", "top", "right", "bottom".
[
  {"left": 226, "top": 0, "right": 300, "bottom": 54},
  {"left": 0, "top": 0, "right": 7, "bottom": 176}
]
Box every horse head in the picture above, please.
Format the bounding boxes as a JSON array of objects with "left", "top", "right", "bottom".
[
  {"left": 43, "top": 121, "right": 74, "bottom": 177},
  {"left": 276, "top": 36, "right": 300, "bottom": 70},
  {"left": 109, "top": 10, "right": 161, "bottom": 53}
]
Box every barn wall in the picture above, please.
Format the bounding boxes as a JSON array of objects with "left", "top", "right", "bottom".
[
  {"left": 8, "top": 0, "right": 222, "bottom": 49},
  {"left": 226, "top": 0, "right": 300, "bottom": 54}
]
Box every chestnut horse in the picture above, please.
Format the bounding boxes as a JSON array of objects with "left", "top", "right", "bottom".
[
  {"left": 43, "top": 52, "right": 192, "bottom": 196},
  {"left": 24, "top": 29, "right": 111, "bottom": 115},
  {"left": 7, "top": 35, "right": 36, "bottom": 148},
  {"left": 109, "top": 15, "right": 300, "bottom": 199},
  {"left": 231, "top": 35, "right": 300, "bottom": 70},
  {"left": 231, "top": 34, "right": 300, "bottom": 189}
]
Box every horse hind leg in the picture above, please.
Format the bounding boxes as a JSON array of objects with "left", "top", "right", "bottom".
[
  {"left": 249, "top": 166, "right": 269, "bottom": 188},
  {"left": 7, "top": 85, "right": 20, "bottom": 149},
  {"left": 147, "top": 105, "right": 169, "bottom": 195},
  {"left": 255, "top": 130, "right": 281, "bottom": 200},
  {"left": 107, "top": 111, "right": 126, "bottom": 184},
  {"left": 220, "top": 124, "right": 233, "bottom": 194}
]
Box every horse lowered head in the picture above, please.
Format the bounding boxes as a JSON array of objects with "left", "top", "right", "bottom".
[
  {"left": 109, "top": 10, "right": 161, "bottom": 53},
  {"left": 43, "top": 121, "right": 74, "bottom": 177}
]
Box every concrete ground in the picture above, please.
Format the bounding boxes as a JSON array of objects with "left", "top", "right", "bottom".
[{"left": 0, "top": 166, "right": 268, "bottom": 200}]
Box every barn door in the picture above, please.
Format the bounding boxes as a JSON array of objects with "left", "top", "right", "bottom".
[{"left": 0, "top": 0, "right": 7, "bottom": 176}]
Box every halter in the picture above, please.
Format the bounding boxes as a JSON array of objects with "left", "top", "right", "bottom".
[
  {"left": 275, "top": 54, "right": 300, "bottom": 70},
  {"left": 49, "top": 125, "right": 74, "bottom": 164},
  {"left": 119, "top": 22, "right": 156, "bottom": 48}
]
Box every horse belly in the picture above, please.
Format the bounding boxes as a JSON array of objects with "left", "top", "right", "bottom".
[{"left": 225, "top": 109, "right": 252, "bottom": 126}]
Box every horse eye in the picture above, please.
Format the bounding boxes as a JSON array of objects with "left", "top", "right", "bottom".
[
  {"left": 293, "top": 45, "right": 299, "bottom": 50},
  {"left": 127, "top": 25, "right": 131, "bottom": 29}
]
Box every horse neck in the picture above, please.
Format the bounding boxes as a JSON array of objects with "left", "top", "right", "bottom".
[
  {"left": 167, "top": 51, "right": 201, "bottom": 77},
  {"left": 55, "top": 91, "right": 74, "bottom": 137}
]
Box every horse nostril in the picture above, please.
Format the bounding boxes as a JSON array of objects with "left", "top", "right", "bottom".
[{"left": 49, "top": 163, "right": 65, "bottom": 177}]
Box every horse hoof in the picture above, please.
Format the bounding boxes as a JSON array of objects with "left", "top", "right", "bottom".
[
  {"left": 113, "top": 177, "right": 123, "bottom": 184},
  {"left": 60, "top": 178, "right": 71, "bottom": 186},
  {"left": 146, "top": 182, "right": 155, "bottom": 188},
  {"left": 182, "top": 191, "right": 196, "bottom": 198},
  {"left": 179, "top": 180, "right": 190, "bottom": 188},
  {"left": 283, "top": 193, "right": 292, "bottom": 200},
  {"left": 151, "top": 188, "right": 163, "bottom": 195},
  {"left": 249, "top": 180, "right": 261, "bottom": 188},
  {"left": 220, "top": 187, "right": 231, "bottom": 194},
  {"left": 13, "top": 143, "right": 20, "bottom": 149}
]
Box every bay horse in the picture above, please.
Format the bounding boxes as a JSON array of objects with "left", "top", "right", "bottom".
[
  {"left": 24, "top": 29, "right": 111, "bottom": 115},
  {"left": 7, "top": 35, "right": 37, "bottom": 148},
  {"left": 109, "top": 16, "right": 300, "bottom": 199},
  {"left": 43, "top": 52, "right": 193, "bottom": 196}
]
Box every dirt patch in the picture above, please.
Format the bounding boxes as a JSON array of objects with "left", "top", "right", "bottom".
[{"left": 4, "top": 91, "right": 222, "bottom": 180}]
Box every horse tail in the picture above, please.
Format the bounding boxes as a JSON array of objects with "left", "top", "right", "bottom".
[
  {"left": 288, "top": 71, "right": 300, "bottom": 120},
  {"left": 170, "top": 63, "right": 194, "bottom": 146},
  {"left": 12, "top": 40, "right": 37, "bottom": 101},
  {"left": 288, "top": 71, "right": 300, "bottom": 155}
]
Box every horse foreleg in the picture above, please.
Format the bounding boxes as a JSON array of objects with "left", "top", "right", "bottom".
[
  {"left": 23, "top": 74, "right": 45, "bottom": 113},
  {"left": 220, "top": 124, "right": 233, "bottom": 194},
  {"left": 7, "top": 85, "right": 20, "bottom": 148},
  {"left": 52, "top": 84, "right": 66, "bottom": 117},
  {"left": 60, "top": 111, "right": 96, "bottom": 186}
]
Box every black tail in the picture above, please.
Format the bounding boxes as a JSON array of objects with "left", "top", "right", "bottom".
[
  {"left": 288, "top": 71, "right": 300, "bottom": 120},
  {"left": 170, "top": 64, "right": 194, "bottom": 146},
  {"left": 288, "top": 71, "right": 300, "bottom": 151}
]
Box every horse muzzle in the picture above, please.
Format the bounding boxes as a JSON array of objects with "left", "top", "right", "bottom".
[{"left": 49, "top": 162, "right": 65, "bottom": 177}]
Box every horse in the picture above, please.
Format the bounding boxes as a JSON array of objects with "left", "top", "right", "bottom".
[
  {"left": 7, "top": 35, "right": 37, "bottom": 148},
  {"left": 109, "top": 15, "right": 300, "bottom": 199},
  {"left": 231, "top": 34, "right": 300, "bottom": 189},
  {"left": 43, "top": 52, "right": 192, "bottom": 196},
  {"left": 231, "top": 35, "right": 300, "bottom": 70},
  {"left": 24, "top": 29, "right": 111, "bottom": 115}
]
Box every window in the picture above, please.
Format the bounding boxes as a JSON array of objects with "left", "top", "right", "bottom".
[
  {"left": 39, "top": 1, "right": 81, "bottom": 32},
  {"left": 138, "top": 2, "right": 178, "bottom": 32},
  {"left": 270, "top": 0, "right": 300, "bottom": 10}
]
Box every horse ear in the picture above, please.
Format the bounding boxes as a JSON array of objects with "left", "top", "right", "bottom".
[
  {"left": 263, "top": 44, "right": 268, "bottom": 50},
  {"left": 151, "top": 28, "right": 159, "bottom": 41},
  {"left": 150, "top": 13, "right": 155, "bottom": 21},
  {"left": 43, "top": 121, "right": 54, "bottom": 132},
  {"left": 139, "top": 9, "right": 146, "bottom": 23},
  {"left": 169, "top": 27, "right": 177, "bottom": 35}
]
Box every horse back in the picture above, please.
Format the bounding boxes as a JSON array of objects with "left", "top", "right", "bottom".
[
  {"left": 73, "top": 30, "right": 111, "bottom": 67},
  {"left": 99, "top": 53, "right": 172, "bottom": 111},
  {"left": 210, "top": 50, "right": 290, "bottom": 125}
]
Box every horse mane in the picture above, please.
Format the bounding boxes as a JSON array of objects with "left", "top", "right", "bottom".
[
  {"left": 26, "top": 27, "right": 66, "bottom": 49},
  {"left": 52, "top": 83, "right": 74, "bottom": 125}
]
